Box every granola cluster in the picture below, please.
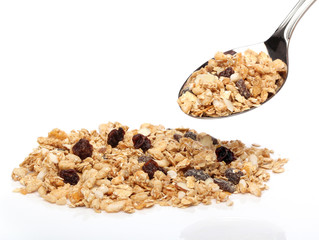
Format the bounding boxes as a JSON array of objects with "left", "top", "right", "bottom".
[
  {"left": 12, "top": 123, "right": 287, "bottom": 213},
  {"left": 178, "top": 49, "right": 287, "bottom": 117}
]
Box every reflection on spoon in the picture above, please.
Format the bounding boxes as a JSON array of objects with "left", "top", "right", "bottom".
[
  {"left": 178, "top": 0, "right": 316, "bottom": 118},
  {"left": 180, "top": 217, "right": 286, "bottom": 240}
]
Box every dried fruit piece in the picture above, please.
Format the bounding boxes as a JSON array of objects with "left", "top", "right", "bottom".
[
  {"left": 211, "top": 136, "right": 218, "bottom": 145},
  {"left": 142, "top": 159, "right": 166, "bottom": 179},
  {"left": 132, "top": 134, "right": 151, "bottom": 152},
  {"left": 235, "top": 79, "right": 251, "bottom": 99},
  {"left": 107, "top": 127, "right": 125, "bottom": 147},
  {"left": 184, "top": 131, "right": 197, "bottom": 140},
  {"left": 225, "top": 168, "right": 244, "bottom": 185},
  {"left": 72, "top": 139, "right": 93, "bottom": 160},
  {"left": 215, "top": 146, "right": 235, "bottom": 164},
  {"left": 173, "top": 134, "right": 182, "bottom": 142},
  {"left": 138, "top": 155, "right": 153, "bottom": 163},
  {"left": 218, "top": 67, "right": 234, "bottom": 78},
  {"left": 59, "top": 169, "right": 80, "bottom": 185},
  {"left": 213, "top": 178, "right": 236, "bottom": 193},
  {"left": 223, "top": 50, "right": 237, "bottom": 55},
  {"left": 184, "top": 168, "right": 210, "bottom": 181}
]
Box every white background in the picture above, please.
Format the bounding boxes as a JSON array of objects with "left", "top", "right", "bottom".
[{"left": 0, "top": 0, "right": 318, "bottom": 239}]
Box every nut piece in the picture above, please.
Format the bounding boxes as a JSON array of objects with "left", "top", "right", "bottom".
[
  {"left": 105, "top": 200, "right": 126, "bottom": 213},
  {"left": 198, "top": 133, "right": 218, "bottom": 146},
  {"left": 48, "top": 128, "right": 68, "bottom": 140},
  {"left": 167, "top": 170, "right": 177, "bottom": 179}
]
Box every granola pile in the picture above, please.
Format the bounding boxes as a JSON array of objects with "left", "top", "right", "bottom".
[
  {"left": 12, "top": 122, "right": 287, "bottom": 213},
  {"left": 177, "top": 49, "right": 287, "bottom": 117}
]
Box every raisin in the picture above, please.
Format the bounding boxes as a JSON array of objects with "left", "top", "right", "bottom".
[
  {"left": 132, "top": 134, "right": 151, "bottom": 152},
  {"left": 138, "top": 155, "right": 153, "bottom": 163},
  {"left": 235, "top": 79, "right": 251, "bottom": 99},
  {"left": 211, "top": 136, "right": 219, "bottom": 145},
  {"left": 142, "top": 159, "right": 166, "bottom": 179},
  {"left": 59, "top": 169, "right": 80, "bottom": 185},
  {"left": 213, "top": 178, "right": 236, "bottom": 193},
  {"left": 223, "top": 50, "right": 237, "bottom": 56},
  {"left": 225, "top": 168, "right": 243, "bottom": 185},
  {"left": 215, "top": 146, "right": 235, "bottom": 164},
  {"left": 184, "top": 131, "right": 197, "bottom": 140},
  {"left": 173, "top": 134, "right": 182, "bottom": 142},
  {"left": 107, "top": 127, "right": 125, "bottom": 148},
  {"left": 184, "top": 168, "right": 210, "bottom": 181},
  {"left": 72, "top": 139, "right": 93, "bottom": 160},
  {"left": 218, "top": 67, "right": 234, "bottom": 78}
]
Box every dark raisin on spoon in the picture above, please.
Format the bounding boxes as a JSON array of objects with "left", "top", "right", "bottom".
[
  {"left": 218, "top": 67, "right": 234, "bottom": 78},
  {"left": 223, "top": 50, "right": 237, "bottom": 55},
  {"left": 235, "top": 79, "right": 251, "bottom": 99}
]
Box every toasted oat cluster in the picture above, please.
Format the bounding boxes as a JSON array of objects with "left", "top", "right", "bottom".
[
  {"left": 177, "top": 49, "right": 287, "bottom": 117},
  {"left": 12, "top": 122, "right": 287, "bottom": 213}
]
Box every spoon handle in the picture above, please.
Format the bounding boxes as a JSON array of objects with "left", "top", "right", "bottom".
[{"left": 273, "top": 0, "right": 316, "bottom": 43}]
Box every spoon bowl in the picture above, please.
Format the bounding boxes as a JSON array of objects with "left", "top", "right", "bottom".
[{"left": 178, "top": 0, "right": 316, "bottom": 118}]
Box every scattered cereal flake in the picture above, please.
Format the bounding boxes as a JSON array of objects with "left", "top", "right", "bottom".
[
  {"left": 167, "top": 170, "right": 177, "bottom": 179},
  {"left": 138, "top": 128, "right": 151, "bottom": 136}
]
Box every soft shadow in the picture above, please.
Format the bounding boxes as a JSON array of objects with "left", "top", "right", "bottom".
[{"left": 180, "top": 217, "right": 286, "bottom": 240}]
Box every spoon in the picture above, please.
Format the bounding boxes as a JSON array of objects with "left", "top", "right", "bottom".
[{"left": 178, "top": 0, "right": 316, "bottom": 118}]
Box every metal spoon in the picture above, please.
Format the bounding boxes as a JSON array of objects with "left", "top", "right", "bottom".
[{"left": 178, "top": 0, "right": 316, "bottom": 118}]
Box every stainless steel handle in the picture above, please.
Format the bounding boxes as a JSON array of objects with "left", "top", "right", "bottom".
[{"left": 274, "top": 0, "right": 316, "bottom": 43}]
